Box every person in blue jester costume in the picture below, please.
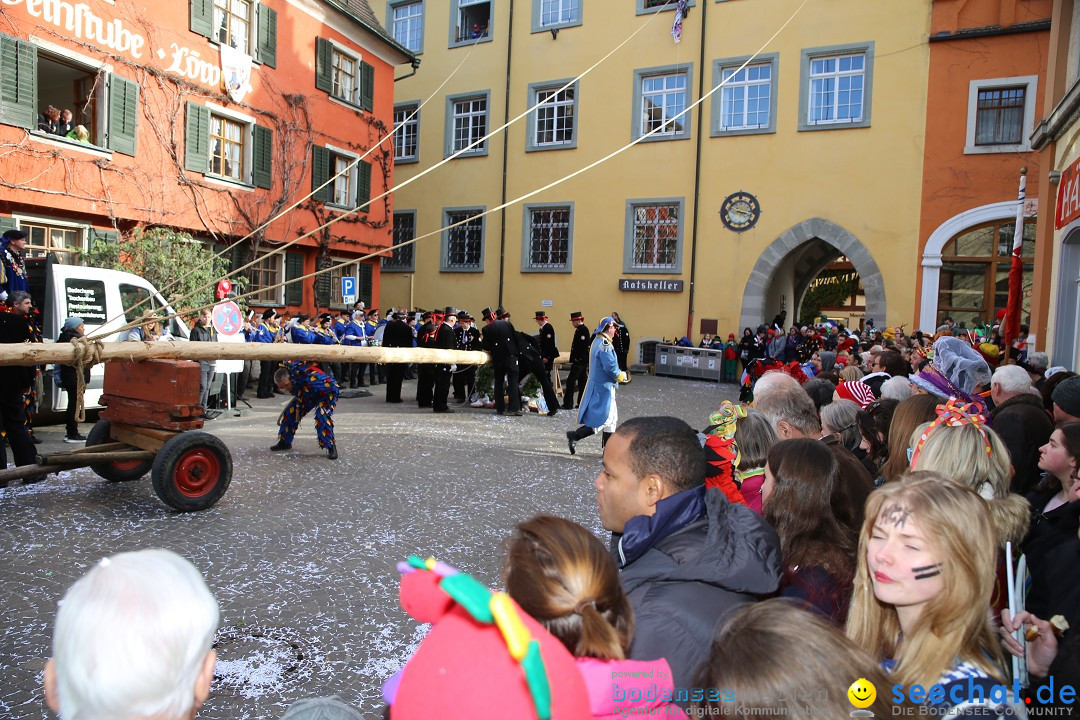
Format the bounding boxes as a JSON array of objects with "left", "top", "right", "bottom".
[
  {"left": 566, "top": 316, "right": 627, "bottom": 455},
  {"left": 270, "top": 361, "right": 340, "bottom": 459}
]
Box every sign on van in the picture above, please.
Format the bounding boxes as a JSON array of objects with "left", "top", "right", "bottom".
[{"left": 65, "top": 279, "right": 107, "bottom": 324}]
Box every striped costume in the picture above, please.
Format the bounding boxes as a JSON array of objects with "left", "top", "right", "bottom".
[{"left": 277, "top": 361, "right": 339, "bottom": 450}]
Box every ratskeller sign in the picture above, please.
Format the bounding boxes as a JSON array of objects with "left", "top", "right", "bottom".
[{"left": 618, "top": 279, "right": 684, "bottom": 292}]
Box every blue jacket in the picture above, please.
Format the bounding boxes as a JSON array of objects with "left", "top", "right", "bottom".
[
  {"left": 246, "top": 322, "right": 278, "bottom": 343},
  {"left": 290, "top": 324, "right": 316, "bottom": 344},
  {"left": 340, "top": 320, "right": 369, "bottom": 347},
  {"left": 577, "top": 335, "right": 621, "bottom": 428},
  {"left": 313, "top": 327, "right": 338, "bottom": 345}
]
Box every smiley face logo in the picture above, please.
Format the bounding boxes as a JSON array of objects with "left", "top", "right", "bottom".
[{"left": 847, "top": 678, "right": 876, "bottom": 709}]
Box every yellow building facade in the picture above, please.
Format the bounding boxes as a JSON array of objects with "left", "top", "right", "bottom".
[{"left": 375, "top": 0, "right": 930, "bottom": 360}]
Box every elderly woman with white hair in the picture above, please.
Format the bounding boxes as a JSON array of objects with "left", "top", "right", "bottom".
[{"left": 44, "top": 549, "right": 220, "bottom": 720}]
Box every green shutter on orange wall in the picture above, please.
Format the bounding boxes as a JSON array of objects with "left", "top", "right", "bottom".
[
  {"left": 315, "top": 37, "right": 333, "bottom": 93},
  {"left": 359, "top": 61, "right": 374, "bottom": 112},
  {"left": 311, "top": 145, "right": 330, "bottom": 202},
  {"left": 0, "top": 33, "right": 36, "bottom": 129},
  {"left": 255, "top": 3, "right": 277, "bottom": 68},
  {"left": 284, "top": 252, "right": 304, "bottom": 306},
  {"left": 356, "top": 159, "right": 371, "bottom": 213},
  {"left": 107, "top": 75, "right": 138, "bottom": 156},
  {"left": 190, "top": 0, "right": 213, "bottom": 39},
  {"left": 253, "top": 125, "right": 273, "bottom": 189}
]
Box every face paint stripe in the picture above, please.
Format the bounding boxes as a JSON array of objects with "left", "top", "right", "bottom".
[{"left": 913, "top": 563, "right": 942, "bottom": 580}]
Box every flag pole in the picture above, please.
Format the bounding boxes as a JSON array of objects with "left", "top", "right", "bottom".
[{"left": 1002, "top": 168, "right": 1027, "bottom": 364}]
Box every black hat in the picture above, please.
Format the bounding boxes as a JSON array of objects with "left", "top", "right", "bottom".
[
  {"left": 496, "top": 307, "right": 510, "bottom": 319},
  {"left": 262, "top": 309, "right": 276, "bottom": 320},
  {"left": 2, "top": 229, "right": 27, "bottom": 241},
  {"left": 319, "top": 313, "right": 332, "bottom": 322},
  {"left": 481, "top": 307, "right": 495, "bottom": 321},
  {"left": 569, "top": 311, "right": 584, "bottom": 321},
  {"left": 421, "top": 311, "right": 433, "bottom": 320},
  {"left": 534, "top": 311, "right": 547, "bottom": 320},
  {"left": 444, "top": 306, "right": 459, "bottom": 317},
  {"left": 459, "top": 312, "right": 473, "bottom": 322}
]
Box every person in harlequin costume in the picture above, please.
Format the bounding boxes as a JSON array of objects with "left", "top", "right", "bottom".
[
  {"left": 0, "top": 229, "right": 30, "bottom": 303},
  {"left": 383, "top": 556, "right": 590, "bottom": 720},
  {"left": 566, "top": 317, "right": 627, "bottom": 455},
  {"left": 270, "top": 361, "right": 340, "bottom": 460}
]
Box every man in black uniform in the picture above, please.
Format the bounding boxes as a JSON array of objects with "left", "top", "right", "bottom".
[
  {"left": 432, "top": 307, "right": 457, "bottom": 413},
  {"left": 0, "top": 291, "right": 39, "bottom": 482},
  {"left": 516, "top": 327, "right": 559, "bottom": 416},
  {"left": 481, "top": 308, "right": 521, "bottom": 416},
  {"left": 415, "top": 310, "right": 438, "bottom": 408},
  {"left": 453, "top": 311, "right": 481, "bottom": 403},
  {"left": 535, "top": 311, "right": 558, "bottom": 374},
  {"left": 382, "top": 311, "right": 413, "bottom": 403},
  {"left": 562, "top": 311, "right": 590, "bottom": 409}
]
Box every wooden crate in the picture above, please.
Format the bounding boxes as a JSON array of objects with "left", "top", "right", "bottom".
[{"left": 100, "top": 359, "right": 204, "bottom": 431}]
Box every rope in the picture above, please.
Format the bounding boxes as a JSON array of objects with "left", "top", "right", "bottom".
[{"left": 69, "top": 336, "right": 105, "bottom": 423}]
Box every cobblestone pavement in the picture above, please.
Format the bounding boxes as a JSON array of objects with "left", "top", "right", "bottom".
[{"left": 1, "top": 372, "right": 738, "bottom": 719}]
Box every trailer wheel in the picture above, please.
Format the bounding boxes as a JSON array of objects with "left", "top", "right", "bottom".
[
  {"left": 87, "top": 420, "right": 152, "bottom": 482},
  {"left": 151, "top": 432, "right": 232, "bottom": 512}
]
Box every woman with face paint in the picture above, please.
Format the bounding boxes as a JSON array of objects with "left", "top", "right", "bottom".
[{"left": 846, "top": 473, "right": 1018, "bottom": 716}]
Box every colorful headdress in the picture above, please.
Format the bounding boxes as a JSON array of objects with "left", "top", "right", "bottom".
[
  {"left": 707, "top": 400, "right": 748, "bottom": 465},
  {"left": 908, "top": 398, "right": 993, "bottom": 469},
  {"left": 384, "top": 556, "right": 589, "bottom": 720}
]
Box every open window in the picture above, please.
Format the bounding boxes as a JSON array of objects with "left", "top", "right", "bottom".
[
  {"left": 0, "top": 33, "right": 138, "bottom": 154},
  {"left": 452, "top": 0, "right": 491, "bottom": 46}
]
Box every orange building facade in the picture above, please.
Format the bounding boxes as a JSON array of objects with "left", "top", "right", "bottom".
[
  {"left": 915, "top": 0, "right": 1052, "bottom": 335},
  {"left": 0, "top": 0, "right": 412, "bottom": 314}
]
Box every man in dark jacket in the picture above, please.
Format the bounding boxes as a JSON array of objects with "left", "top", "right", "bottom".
[
  {"left": 0, "top": 291, "right": 39, "bottom": 480},
  {"left": 516, "top": 329, "right": 559, "bottom": 416},
  {"left": 990, "top": 364, "right": 1054, "bottom": 494},
  {"left": 562, "top": 311, "right": 590, "bottom": 409},
  {"left": 595, "top": 416, "right": 781, "bottom": 690},
  {"left": 453, "top": 312, "right": 481, "bottom": 403},
  {"left": 382, "top": 311, "right": 413, "bottom": 403},
  {"left": 611, "top": 311, "right": 630, "bottom": 375},
  {"left": 189, "top": 309, "right": 217, "bottom": 408},
  {"left": 481, "top": 308, "right": 521, "bottom": 415},
  {"left": 534, "top": 311, "right": 558, "bottom": 373},
  {"left": 432, "top": 307, "right": 457, "bottom": 413},
  {"left": 415, "top": 311, "right": 438, "bottom": 408}
]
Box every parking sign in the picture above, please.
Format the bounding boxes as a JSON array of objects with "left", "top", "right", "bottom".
[{"left": 341, "top": 276, "right": 357, "bottom": 305}]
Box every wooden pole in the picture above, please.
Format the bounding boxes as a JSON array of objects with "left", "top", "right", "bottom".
[
  {"left": 37, "top": 450, "right": 156, "bottom": 465},
  {"left": 0, "top": 343, "right": 513, "bottom": 367}
]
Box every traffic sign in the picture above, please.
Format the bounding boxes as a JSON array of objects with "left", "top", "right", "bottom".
[
  {"left": 212, "top": 301, "right": 243, "bottom": 336},
  {"left": 341, "top": 276, "right": 357, "bottom": 305}
]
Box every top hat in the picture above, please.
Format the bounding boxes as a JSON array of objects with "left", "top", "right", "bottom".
[
  {"left": 534, "top": 311, "right": 547, "bottom": 320},
  {"left": 569, "top": 311, "right": 584, "bottom": 321},
  {"left": 444, "top": 306, "right": 459, "bottom": 318},
  {"left": 421, "top": 311, "right": 433, "bottom": 320},
  {"left": 496, "top": 308, "right": 510, "bottom": 319},
  {"left": 481, "top": 307, "right": 495, "bottom": 321}
]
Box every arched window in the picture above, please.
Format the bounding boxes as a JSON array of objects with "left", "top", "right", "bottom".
[{"left": 936, "top": 219, "right": 1035, "bottom": 328}]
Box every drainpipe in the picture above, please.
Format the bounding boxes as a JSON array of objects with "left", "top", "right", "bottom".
[
  {"left": 394, "top": 57, "right": 421, "bottom": 82},
  {"left": 497, "top": 0, "right": 515, "bottom": 307},
  {"left": 685, "top": 0, "right": 708, "bottom": 339}
]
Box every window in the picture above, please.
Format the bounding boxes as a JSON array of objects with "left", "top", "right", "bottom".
[
  {"left": 527, "top": 81, "right": 577, "bottom": 150},
  {"left": 246, "top": 253, "right": 282, "bottom": 305},
  {"left": 315, "top": 38, "right": 374, "bottom": 111},
  {"left": 633, "top": 65, "right": 692, "bottom": 142},
  {"left": 327, "top": 260, "right": 357, "bottom": 307},
  {"left": 210, "top": 113, "right": 245, "bottom": 181},
  {"left": 384, "top": 211, "right": 417, "bottom": 271},
  {"left": 0, "top": 34, "right": 138, "bottom": 155},
  {"left": 394, "top": 103, "right": 419, "bottom": 162},
  {"left": 936, "top": 219, "right": 1036, "bottom": 327},
  {"left": 712, "top": 54, "right": 778, "bottom": 136},
  {"left": 185, "top": 103, "right": 272, "bottom": 187},
  {"left": 965, "top": 76, "right": 1038, "bottom": 154},
  {"left": 191, "top": 0, "right": 277, "bottom": 66},
  {"left": 523, "top": 204, "right": 573, "bottom": 272},
  {"left": 21, "top": 221, "right": 84, "bottom": 262},
  {"left": 636, "top": 0, "right": 694, "bottom": 14},
  {"left": 624, "top": 199, "right": 685, "bottom": 273},
  {"left": 311, "top": 146, "right": 371, "bottom": 211},
  {"left": 213, "top": 0, "right": 252, "bottom": 55},
  {"left": 446, "top": 91, "right": 489, "bottom": 156},
  {"left": 442, "top": 207, "right": 485, "bottom": 271},
  {"left": 799, "top": 44, "right": 873, "bottom": 131},
  {"left": 532, "top": 0, "right": 581, "bottom": 32},
  {"left": 390, "top": 0, "right": 424, "bottom": 53},
  {"left": 450, "top": 0, "right": 491, "bottom": 47}
]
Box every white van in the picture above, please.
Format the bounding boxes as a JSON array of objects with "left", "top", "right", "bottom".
[{"left": 30, "top": 256, "right": 190, "bottom": 413}]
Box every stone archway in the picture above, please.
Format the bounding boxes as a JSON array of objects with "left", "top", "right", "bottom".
[{"left": 738, "top": 218, "right": 885, "bottom": 330}]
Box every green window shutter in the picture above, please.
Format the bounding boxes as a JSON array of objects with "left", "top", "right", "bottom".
[
  {"left": 315, "top": 37, "right": 332, "bottom": 93},
  {"left": 0, "top": 33, "right": 37, "bottom": 130},
  {"left": 252, "top": 124, "right": 272, "bottom": 189},
  {"left": 359, "top": 61, "right": 375, "bottom": 112},
  {"left": 284, "top": 252, "right": 304, "bottom": 306},
  {"left": 311, "top": 145, "right": 330, "bottom": 202},
  {"left": 0, "top": 217, "right": 19, "bottom": 233},
  {"left": 190, "top": 0, "right": 213, "bottom": 39},
  {"left": 314, "top": 256, "right": 332, "bottom": 307},
  {"left": 359, "top": 262, "right": 373, "bottom": 308},
  {"left": 184, "top": 102, "right": 210, "bottom": 173},
  {"left": 230, "top": 244, "right": 252, "bottom": 273},
  {"left": 255, "top": 3, "right": 277, "bottom": 68},
  {"left": 107, "top": 75, "right": 138, "bottom": 156},
  {"left": 356, "top": 159, "right": 371, "bottom": 213},
  {"left": 91, "top": 229, "right": 119, "bottom": 246}
]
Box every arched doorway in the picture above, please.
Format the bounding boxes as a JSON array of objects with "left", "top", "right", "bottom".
[
  {"left": 739, "top": 218, "right": 885, "bottom": 330},
  {"left": 1052, "top": 226, "right": 1080, "bottom": 369}
]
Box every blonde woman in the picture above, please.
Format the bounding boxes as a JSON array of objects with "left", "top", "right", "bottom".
[
  {"left": 847, "top": 473, "right": 1017, "bottom": 715},
  {"left": 839, "top": 364, "right": 865, "bottom": 382}
]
